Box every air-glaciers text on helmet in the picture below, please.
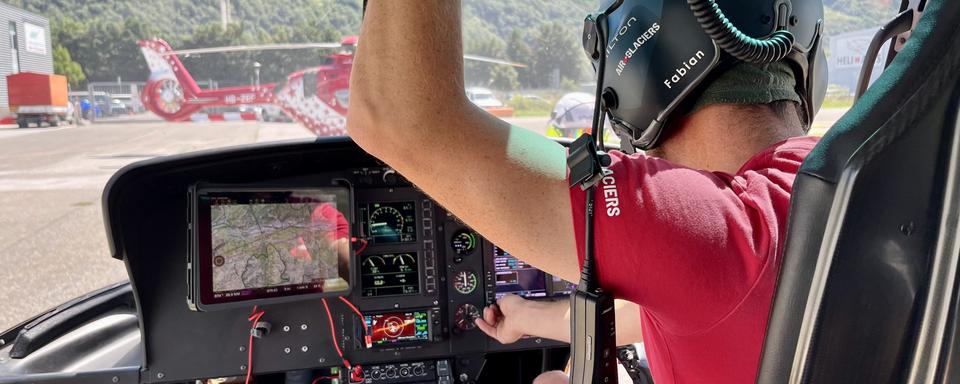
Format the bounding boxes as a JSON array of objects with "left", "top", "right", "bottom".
[{"left": 614, "top": 22, "right": 661, "bottom": 77}]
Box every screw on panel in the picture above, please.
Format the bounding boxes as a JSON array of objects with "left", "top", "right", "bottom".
[
  {"left": 241, "top": 365, "right": 247, "bottom": 371},
  {"left": 301, "top": 346, "right": 309, "bottom": 352},
  {"left": 283, "top": 325, "right": 291, "bottom": 332},
  {"left": 284, "top": 347, "right": 292, "bottom": 354},
  {"left": 239, "top": 346, "right": 246, "bottom": 352},
  {"left": 900, "top": 221, "right": 916, "bottom": 236},
  {"left": 460, "top": 373, "right": 469, "bottom": 382},
  {"left": 301, "top": 324, "right": 308, "bottom": 330},
  {"left": 156, "top": 372, "right": 165, "bottom": 380},
  {"left": 112, "top": 376, "right": 119, "bottom": 383},
  {"left": 318, "top": 357, "right": 326, "bottom": 363}
]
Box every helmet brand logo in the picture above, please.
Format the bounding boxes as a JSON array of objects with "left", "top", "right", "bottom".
[
  {"left": 606, "top": 17, "right": 638, "bottom": 58},
  {"left": 615, "top": 23, "right": 661, "bottom": 77},
  {"left": 663, "top": 51, "right": 706, "bottom": 89}
]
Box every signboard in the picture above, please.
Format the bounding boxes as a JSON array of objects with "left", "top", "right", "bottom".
[
  {"left": 827, "top": 27, "right": 892, "bottom": 92},
  {"left": 24, "top": 23, "right": 46, "bottom": 55},
  {"left": 830, "top": 28, "right": 889, "bottom": 70}
]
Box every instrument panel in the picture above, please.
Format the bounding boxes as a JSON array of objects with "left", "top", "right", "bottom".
[{"left": 102, "top": 139, "right": 573, "bottom": 384}]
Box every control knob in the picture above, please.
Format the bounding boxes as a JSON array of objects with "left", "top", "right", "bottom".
[{"left": 383, "top": 169, "right": 399, "bottom": 185}]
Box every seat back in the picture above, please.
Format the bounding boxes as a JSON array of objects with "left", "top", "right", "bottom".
[{"left": 758, "top": 1, "right": 960, "bottom": 382}]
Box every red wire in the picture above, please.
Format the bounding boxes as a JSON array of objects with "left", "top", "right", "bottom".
[
  {"left": 338, "top": 296, "right": 369, "bottom": 334},
  {"left": 245, "top": 305, "right": 266, "bottom": 384},
  {"left": 321, "top": 298, "right": 351, "bottom": 369},
  {"left": 352, "top": 238, "right": 368, "bottom": 255}
]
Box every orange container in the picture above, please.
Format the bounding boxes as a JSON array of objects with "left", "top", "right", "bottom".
[
  {"left": 484, "top": 106, "right": 515, "bottom": 118},
  {"left": 6, "top": 72, "right": 68, "bottom": 109}
]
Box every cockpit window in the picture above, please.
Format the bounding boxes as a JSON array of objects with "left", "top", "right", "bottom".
[{"left": 0, "top": 0, "right": 905, "bottom": 333}]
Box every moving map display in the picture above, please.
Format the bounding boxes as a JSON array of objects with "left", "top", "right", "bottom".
[{"left": 194, "top": 188, "right": 351, "bottom": 308}]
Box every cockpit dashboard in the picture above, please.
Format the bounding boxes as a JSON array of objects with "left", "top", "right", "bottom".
[{"left": 94, "top": 137, "right": 574, "bottom": 383}]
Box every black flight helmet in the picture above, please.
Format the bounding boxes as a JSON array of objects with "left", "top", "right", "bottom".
[{"left": 583, "top": 0, "right": 827, "bottom": 152}]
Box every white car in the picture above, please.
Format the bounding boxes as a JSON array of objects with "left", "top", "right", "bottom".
[{"left": 465, "top": 87, "right": 504, "bottom": 108}]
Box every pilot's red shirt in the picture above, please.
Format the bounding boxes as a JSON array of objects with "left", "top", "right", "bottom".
[{"left": 570, "top": 136, "right": 819, "bottom": 384}]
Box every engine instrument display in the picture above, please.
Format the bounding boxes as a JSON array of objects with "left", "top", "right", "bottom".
[
  {"left": 365, "top": 201, "right": 417, "bottom": 244},
  {"left": 191, "top": 187, "right": 352, "bottom": 311},
  {"left": 364, "top": 310, "right": 431, "bottom": 346},
  {"left": 361, "top": 253, "right": 420, "bottom": 297},
  {"left": 450, "top": 230, "right": 478, "bottom": 256}
]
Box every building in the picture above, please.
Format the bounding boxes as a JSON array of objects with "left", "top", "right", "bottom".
[{"left": 0, "top": 3, "right": 53, "bottom": 115}]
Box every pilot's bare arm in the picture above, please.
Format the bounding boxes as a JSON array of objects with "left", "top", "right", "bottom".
[
  {"left": 524, "top": 299, "right": 644, "bottom": 346},
  {"left": 348, "top": 1, "right": 579, "bottom": 282},
  {"left": 477, "top": 296, "right": 644, "bottom": 346}
]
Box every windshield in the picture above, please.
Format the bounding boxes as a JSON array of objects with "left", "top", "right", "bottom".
[{"left": 0, "top": 1, "right": 903, "bottom": 331}]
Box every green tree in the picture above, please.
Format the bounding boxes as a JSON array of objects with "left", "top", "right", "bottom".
[
  {"left": 463, "top": 19, "right": 507, "bottom": 87},
  {"left": 490, "top": 64, "right": 519, "bottom": 91},
  {"left": 506, "top": 29, "right": 535, "bottom": 88},
  {"left": 52, "top": 44, "right": 85, "bottom": 87},
  {"left": 531, "top": 21, "right": 587, "bottom": 88}
]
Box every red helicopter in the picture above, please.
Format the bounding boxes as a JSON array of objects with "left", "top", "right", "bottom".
[{"left": 138, "top": 36, "right": 523, "bottom": 136}]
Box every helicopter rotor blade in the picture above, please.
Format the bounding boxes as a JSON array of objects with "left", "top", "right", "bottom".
[
  {"left": 166, "top": 42, "right": 343, "bottom": 56},
  {"left": 463, "top": 54, "right": 528, "bottom": 68}
]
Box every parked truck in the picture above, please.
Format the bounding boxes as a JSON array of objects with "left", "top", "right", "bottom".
[{"left": 7, "top": 72, "right": 71, "bottom": 128}]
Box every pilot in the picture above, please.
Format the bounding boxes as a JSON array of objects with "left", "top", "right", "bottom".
[{"left": 347, "top": 1, "right": 824, "bottom": 383}]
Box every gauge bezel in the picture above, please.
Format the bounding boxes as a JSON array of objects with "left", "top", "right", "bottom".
[
  {"left": 450, "top": 229, "right": 479, "bottom": 257},
  {"left": 452, "top": 269, "right": 479, "bottom": 295}
]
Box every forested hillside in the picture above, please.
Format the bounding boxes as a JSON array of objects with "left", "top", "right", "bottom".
[{"left": 6, "top": 0, "right": 901, "bottom": 90}]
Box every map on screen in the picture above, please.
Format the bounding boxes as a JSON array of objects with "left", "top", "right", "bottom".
[{"left": 210, "top": 201, "right": 340, "bottom": 293}]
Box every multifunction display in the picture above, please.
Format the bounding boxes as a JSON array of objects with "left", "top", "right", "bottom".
[
  {"left": 364, "top": 201, "right": 417, "bottom": 244},
  {"left": 493, "top": 246, "right": 548, "bottom": 299},
  {"left": 364, "top": 310, "right": 431, "bottom": 346},
  {"left": 493, "top": 246, "right": 576, "bottom": 299},
  {"left": 192, "top": 188, "right": 352, "bottom": 310},
  {"left": 361, "top": 253, "right": 420, "bottom": 297}
]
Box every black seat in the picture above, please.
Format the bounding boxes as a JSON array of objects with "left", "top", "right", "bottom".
[{"left": 757, "top": 1, "right": 960, "bottom": 383}]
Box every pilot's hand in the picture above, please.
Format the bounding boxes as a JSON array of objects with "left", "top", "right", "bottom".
[{"left": 475, "top": 294, "right": 528, "bottom": 345}]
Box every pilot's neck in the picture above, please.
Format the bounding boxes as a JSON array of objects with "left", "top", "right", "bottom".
[{"left": 645, "top": 103, "right": 805, "bottom": 174}]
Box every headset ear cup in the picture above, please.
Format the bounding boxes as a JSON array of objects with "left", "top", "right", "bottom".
[{"left": 811, "top": 44, "right": 829, "bottom": 121}]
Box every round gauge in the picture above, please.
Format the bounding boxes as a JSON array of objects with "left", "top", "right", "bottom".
[
  {"left": 453, "top": 270, "right": 479, "bottom": 295},
  {"left": 455, "top": 303, "right": 481, "bottom": 331},
  {"left": 362, "top": 255, "right": 385, "bottom": 268},
  {"left": 392, "top": 253, "right": 416, "bottom": 265},
  {"left": 451, "top": 230, "right": 478, "bottom": 256},
  {"left": 369, "top": 206, "right": 405, "bottom": 238}
]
